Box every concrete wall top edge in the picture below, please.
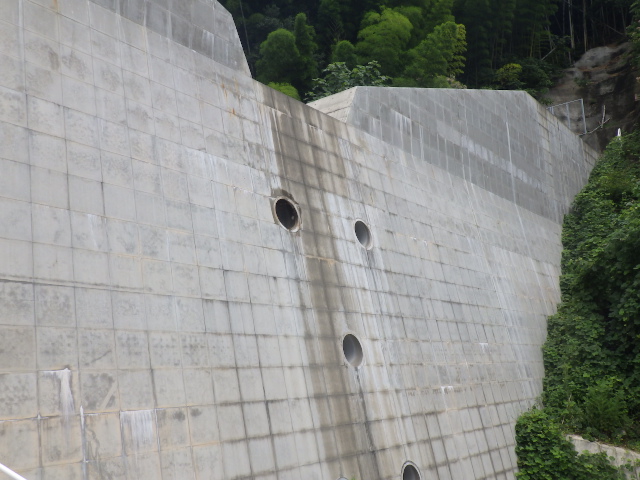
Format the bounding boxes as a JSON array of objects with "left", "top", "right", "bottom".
[
  {"left": 310, "top": 85, "right": 599, "bottom": 223},
  {"left": 85, "top": 0, "right": 251, "bottom": 75},
  {"left": 81, "top": 0, "right": 596, "bottom": 226}
]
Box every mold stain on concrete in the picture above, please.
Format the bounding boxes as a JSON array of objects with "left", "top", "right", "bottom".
[{"left": 264, "top": 98, "right": 385, "bottom": 478}]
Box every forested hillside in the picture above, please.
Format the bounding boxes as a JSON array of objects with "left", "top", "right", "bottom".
[{"left": 223, "top": 0, "right": 634, "bottom": 101}]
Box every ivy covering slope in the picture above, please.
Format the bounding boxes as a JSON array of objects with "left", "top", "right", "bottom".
[
  {"left": 516, "top": 409, "right": 625, "bottom": 480},
  {"left": 516, "top": 132, "right": 640, "bottom": 478},
  {"left": 543, "top": 131, "right": 640, "bottom": 445}
]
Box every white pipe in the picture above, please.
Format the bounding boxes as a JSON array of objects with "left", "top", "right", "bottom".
[{"left": 0, "top": 463, "right": 28, "bottom": 480}]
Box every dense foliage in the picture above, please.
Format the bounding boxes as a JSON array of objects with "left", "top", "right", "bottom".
[
  {"left": 225, "top": 0, "right": 634, "bottom": 101},
  {"left": 516, "top": 130, "right": 640, "bottom": 478},
  {"left": 516, "top": 409, "right": 626, "bottom": 479},
  {"left": 268, "top": 82, "right": 302, "bottom": 100},
  {"left": 542, "top": 131, "right": 640, "bottom": 446},
  {"left": 306, "top": 61, "right": 390, "bottom": 100},
  {"left": 514, "top": 5, "right": 640, "bottom": 473}
]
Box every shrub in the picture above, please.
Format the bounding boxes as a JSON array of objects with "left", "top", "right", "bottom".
[
  {"left": 267, "top": 82, "right": 301, "bottom": 101},
  {"left": 516, "top": 408, "right": 625, "bottom": 480},
  {"left": 306, "top": 61, "right": 389, "bottom": 101},
  {"left": 582, "top": 378, "right": 630, "bottom": 439},
  {"left": 495, "top": 63, "right": 523, "bottom": 89},
  {"left": 516, "top": 408, "right": 579, "bottom": 480}
]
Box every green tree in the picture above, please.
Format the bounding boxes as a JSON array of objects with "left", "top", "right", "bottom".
[
  {"left": 295, "top": 13, "right": 317, "bottom": 57},
  {"left": 342, "top": 0, "right": 388, "bottom": 40},
  {"left": 306, "top": 61, "right": 390, "bottom": 101},
  {"left": 355, "top": 8, "right": 413, "bottom": 76},
  {"left": 294, "top": 13, "right": 319, "bottom": 92},
  {"left": 318, "top": 0, "right": 344, "bottom": 47},
  {"left": 268, "top": 82, "right": 301, "bottom": 100},
  {"left": 384, "top": 0, "right": 430, "bottom": 7},
  {"left": 425, "top": 0, "right": 455, "bottom": 32},
  {"left": 517, "top": 57, "right": 555, "bottom": 96},
  {"left": 454, "top": 0, "right": 493, "bottom": 84},
  {"left": 447, "top": 22, "right": 467, "bottom": 77},
  {"left": 255, "top": 29, "right": 302, "bottom": 85},
  {"left": 332, "top": 40, "right": 358, "bottom": 68},
  {"left": 495, "top": 62, "right": 523, "bottom": 89},
  {"left": 512, "top": 0, "right": 558, "bottom": 58},
  {"left": 487, "top": 0, "right": 516, "bottom": 64},
  {"left": 582, "top": 378, "right": 630, "bottom": 438},
  {"left": 225, "top": 3, "right": 298, "bottom": 74},
  {"left": 400, "top": 21, "right": 466, "bottom": 87},
  {"left": 392, "top": 6, "right": 428, "bottom": 47}
]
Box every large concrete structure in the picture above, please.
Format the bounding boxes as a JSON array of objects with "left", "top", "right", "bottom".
[{"left": 0, "top": 0, "right": 597, "bottom": 479}]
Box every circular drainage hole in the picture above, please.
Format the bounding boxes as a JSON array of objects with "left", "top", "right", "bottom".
[
  {"left": 354, "top": 220, "right": 372, "bottom": 249},
  {"left": 275, "top": 198, "right": 300, "bottom": 231},
  {"left": 342, "top": 334, "right": 364, "bottom": 367},
  {"left": 403, "top": 464, "right": 421, "bottom": 480}
]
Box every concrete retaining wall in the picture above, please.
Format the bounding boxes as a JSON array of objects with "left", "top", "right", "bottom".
[
  {"left": 0, "top": 0, "right": 597, "bottom": 479},
  {"left": 569, "top": 435, "right": 640, "bottom": 477}
]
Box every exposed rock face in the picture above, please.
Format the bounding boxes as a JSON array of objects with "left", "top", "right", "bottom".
[{"left": 546, "top": 43, "right": 640, "bottom": 151}]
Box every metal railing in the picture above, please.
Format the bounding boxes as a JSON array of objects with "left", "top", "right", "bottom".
[
  {"left": 547, "top": 98, "right": 587, "bottom": 135},
  {"left": 0, "top": 463, "right": 27, "bottom": 480}
]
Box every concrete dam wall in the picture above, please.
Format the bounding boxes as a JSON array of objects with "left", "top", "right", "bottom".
[{"left": 0, "top": 0, "right": 598, "bottom": 479}]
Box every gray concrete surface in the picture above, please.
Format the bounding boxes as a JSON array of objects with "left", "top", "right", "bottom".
[
  {"left": 569, "top": 435, "right": 640, "bottom": 477},
  {"left": 0, "top": 0, "right": 598, "bottom": 479}
]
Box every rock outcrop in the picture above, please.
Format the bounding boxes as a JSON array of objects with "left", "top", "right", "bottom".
[{"left": 546, "top": 42, "right": 640, "bottom": 151}]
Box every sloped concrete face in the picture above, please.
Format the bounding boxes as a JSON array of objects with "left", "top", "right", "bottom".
[{"left": 0, "top": 1, "right": 597, "bottom": 479}]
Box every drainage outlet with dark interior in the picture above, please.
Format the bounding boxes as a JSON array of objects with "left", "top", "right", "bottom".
[
  {"left": 275, "top": 198, "right": 299, "bottom": 231},
  {"left": 342, "top": 334, "right": 364, "bottom": 367},
  {"left": 354, "top": 220, "right": 372, "bottom": 249},
  {"left": 403, "top": 464, "right": 420, "bottom": 480}
]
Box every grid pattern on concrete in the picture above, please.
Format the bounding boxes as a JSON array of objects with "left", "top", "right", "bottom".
[
  {"left": 0, "top": 0, "right": 597, "bottom": 479},
  {"left": 311, "top": 87, "right": 596, "bottom": 224}
]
